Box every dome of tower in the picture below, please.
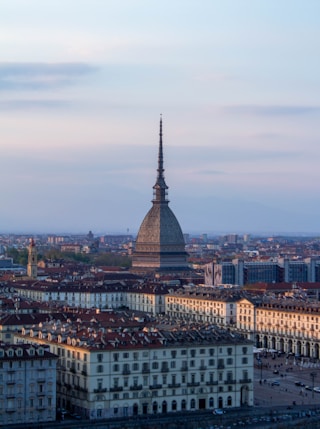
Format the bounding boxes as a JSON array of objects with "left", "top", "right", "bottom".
[{"left": 135, "top": 204, "right": 186, "bottom": 250}]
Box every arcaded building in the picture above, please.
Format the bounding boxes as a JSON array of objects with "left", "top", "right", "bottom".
[{"left": 132, "top": 118, "right": 189, "bottom": 273}]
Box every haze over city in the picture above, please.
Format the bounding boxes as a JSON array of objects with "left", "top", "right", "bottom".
[{"left": 1, "top": 1, "right": 320, "bottom": 235}]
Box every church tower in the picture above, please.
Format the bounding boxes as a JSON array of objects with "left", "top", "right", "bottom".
[
  {"left": 132, "top": 117, "right": 188, "bottom": 273},
  {"left": 27, "top": 238, "right": 37, "bottom": 279}
]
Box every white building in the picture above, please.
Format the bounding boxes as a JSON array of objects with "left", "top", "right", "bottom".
[
  {"left": 13, "top": 280, "right": 167, "bottom": 315},
  {"left": 15, "top": 318, "right": 253, "bottom": 420}
]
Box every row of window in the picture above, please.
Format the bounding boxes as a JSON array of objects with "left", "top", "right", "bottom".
[
  {"left": 102, "top": 357, "right": 246, "bottom": 374},
  {"left": 112, "top": 347, "right": 247, "bottom": 361}
]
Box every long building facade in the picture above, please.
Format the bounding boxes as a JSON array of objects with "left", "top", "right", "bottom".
[
  {"left": 204, "top": 257, "right": 320, "bottom": 286},
  {"left": 15, "top": 318, "right": 253, "bottom": 419},
  {"left": 164, "top": 286, "right": 320, "bottom": 360}
]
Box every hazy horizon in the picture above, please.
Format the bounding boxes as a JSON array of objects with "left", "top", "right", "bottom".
[{"left": 1, "top": 1, "right": 320, "bottom": 234}]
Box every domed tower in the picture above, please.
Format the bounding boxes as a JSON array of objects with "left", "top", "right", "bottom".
[{"left": 132, "top": 117, "right": 189, "bottom": 273}]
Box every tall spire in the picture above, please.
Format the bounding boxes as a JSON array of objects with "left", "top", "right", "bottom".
[
  {"left": 153, "top": 115, "right": 168, "bottom": 204},
  {"left": 157, "top": 114, "right": 164, "bottom": 180}
]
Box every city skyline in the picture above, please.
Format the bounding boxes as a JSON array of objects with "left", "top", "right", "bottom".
[{"left": 1, "top": 1, "right": 320, "bottom": 235}]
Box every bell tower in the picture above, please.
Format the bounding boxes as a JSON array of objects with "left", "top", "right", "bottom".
[{"left": 27, "top": 238, "right": 37, "bottom": 279}]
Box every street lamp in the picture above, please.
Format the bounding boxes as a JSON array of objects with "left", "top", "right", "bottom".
[
  {"left": 310, "top": 371, "right": 317, "bottom": 399},
  {"left": 259, "top": 359, "right": 263, "bottom": 384}
]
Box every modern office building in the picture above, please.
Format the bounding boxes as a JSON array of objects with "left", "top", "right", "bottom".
[{"left": 205, "top": 258, "right": 320, "bottom": 286}]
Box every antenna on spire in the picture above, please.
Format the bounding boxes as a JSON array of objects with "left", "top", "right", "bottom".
[{"left": 158, "top": 114, "right": 164, "bottom": 179}]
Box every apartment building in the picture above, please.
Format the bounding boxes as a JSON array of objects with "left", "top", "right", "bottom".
[
  {"left": 13, "top": 280, "right": 169, "bottom": 315},
  {"left": 165, "top": 287, "right": 239, "bottom": 327},
  {"left": 165, "top": 287, "right": 320, "bottom": 360},
  {"left": 0, "top": 343, "right": 57, "bottom": 426},
  {"left": 255, "top": 298, "right": 320, "bottom": 359},
  {"left": 14, "top": 318, "right": 253, "bottom": 420}
]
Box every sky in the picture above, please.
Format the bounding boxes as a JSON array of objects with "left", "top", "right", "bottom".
[{"left": 1, "top": 0, "right": 320, "bottom": 236}]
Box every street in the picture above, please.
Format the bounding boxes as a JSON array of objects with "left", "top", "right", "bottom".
[{"left": 254, "top": 352, "right": 320, "bottom": 408}]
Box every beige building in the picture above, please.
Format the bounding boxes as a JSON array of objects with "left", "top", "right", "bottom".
[
  {"left": 254, "top": 298, "right": 320, "bottom": 358},
  {"left": 236, "top": 297, "right": 257, "bottom": 341},
  {"left": 165, "top": 287, "right": 320, "bottom": 360},
  {"left": 165, "top": 287, "right": 239, "bottom": 327}
]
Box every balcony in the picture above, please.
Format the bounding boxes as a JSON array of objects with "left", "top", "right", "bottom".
[
  {"left": 217, "top": 364, "right": 225, "bottom": 369},
  {"left": 168, "top": 383, "right": 181, "bottom": 388},
  {"left": 142, "top": 368, "right": 150, "bottom": 374},
  {"left": 37, "top": 405, "right": 46, "bottom": 411},
  {"left": 122, "top": 369, "right": 131, "bottom": 375},
  {"left": 130, "top": 384, "right": 143, "bottom": 391},
  {"left": 6, "top": 408, "right": 15, "bottom": 413},
  {"left": 161, "top": 367, "right": 169, "bottom": 373},
  {"left": 239, "top": 378, "right": 252, "bottom": 383},
  {"left": 149, "top": 384, "right": 162, "bottom": 390},
  {"left": 199, "top": 365, "right": 207, "bottom": 371},
  {"left": 187, "top": 382, "right": 200, "bottom": 387},
  {"left": 94, "top": 387, "right": 107, "bottom": 393},
  {"left": 180, "top": 366, "right": 188, "bottom": 371},
  {"left": 206, "top": 380, "right": 218, "bottom": 386},
  {"left": 6, "top": 380, "right": 15, "bottom": 385},
  {"left": 6, "top": 394, "right": 15, "bottom": 399},
  {"left": 81, "top": 370, "right": 87, "bottom": 376},
  {"left": 224, "top": 379, "right": 236, "bottom": 385},
  {"left": 109, "top": 386, "right": 123, "bottom": 392}
]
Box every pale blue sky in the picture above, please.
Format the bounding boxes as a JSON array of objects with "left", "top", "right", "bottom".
[{"left": 1, "top": 1, "right": 320, "bottom": 235}]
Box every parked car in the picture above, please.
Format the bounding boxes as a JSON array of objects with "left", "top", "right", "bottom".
[
  {"left": 295, "top": 381, "right": 305, "bottom": 387},
  {"left": 213, "top": 408, "right": 225, "bottom": 415},
  {"left": 271, "top": 380, "right": 280, "bottom": 386},
  {"left": 70, "top": 413, "right": 82, "bottom": 419}
]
